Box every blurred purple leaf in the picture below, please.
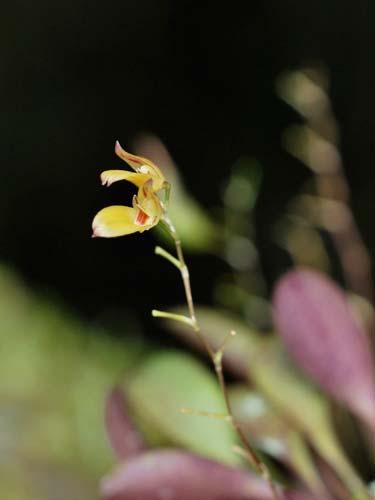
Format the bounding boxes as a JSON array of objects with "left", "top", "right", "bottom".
[
  {"left": 101, "top": 449, "right": 309, "bottom": 500},
  {"left": 249, "top": 338, "right": 369, "bottom": 499},
  {"left": 272, "top": 268, "right": 375, "bottom": 429},
  {"left": 105, "top": 386, "right": 146, "bottom": 461}
]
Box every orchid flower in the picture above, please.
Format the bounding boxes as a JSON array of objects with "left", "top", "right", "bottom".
[{"left": 92, "top": 143, "right": 166, "bottom": 238}]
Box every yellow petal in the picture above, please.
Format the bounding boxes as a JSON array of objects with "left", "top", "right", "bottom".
[
  {"left": 134, "top": 181, "right": 163, "bottom": 219},
  {"left": 115, "top": 141, "right": 165, "bottom": 191},
  {"left": 92, "top": 205, "right": 149, "bottom": 238},
  {"left": 100, "top": 170, "right": 151, "bottom": 188}
]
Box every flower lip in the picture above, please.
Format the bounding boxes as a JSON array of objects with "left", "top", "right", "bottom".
[
  {"left": 92, "top": 205, "right": 144, "bottom": 238},
  {"left": 134, "top": 208, "right": 150, "bottom": 226}
]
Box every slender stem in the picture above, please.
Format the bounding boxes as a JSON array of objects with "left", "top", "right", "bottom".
[
  {"left": 213, "top": 350, "right": 281, "bottom": 500},
  {"left": 161, "top": 215, "right": 214, "bottom": 358},
  {"left": 155, "top": 246, "right": 181, "bottom": 270},
  {"left": 159, "top": 214, "right": 281, "bottom": 500},
  {"left": 152, "top": 309, "right": 194, "bottom": 327},
  {"left": 180, "top": 407, "right": 233, "bottom": 421}
]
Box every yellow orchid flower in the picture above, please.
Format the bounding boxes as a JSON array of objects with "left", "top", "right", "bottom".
[
  {"left": 100, "top": 141, "right": 166, "bottom": 192},
  {"left": 92, "top": 141, "right": 168, "bottom": 239}
]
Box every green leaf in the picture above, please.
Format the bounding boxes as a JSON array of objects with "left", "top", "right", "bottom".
[{"left": 126, "top": 350, "right": 241, "bottom": 466}]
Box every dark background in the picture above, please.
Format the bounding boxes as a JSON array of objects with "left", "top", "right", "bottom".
[{"left": 1, "top": 0, "right": 374, "bottom": 335}]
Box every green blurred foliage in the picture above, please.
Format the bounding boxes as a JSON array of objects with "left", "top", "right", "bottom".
[
  {"left": 126, "top": 350, "right": 241, "bottom": 466},
  {"left": 0, "top": 265, "right": 143, "bottom": 499}
]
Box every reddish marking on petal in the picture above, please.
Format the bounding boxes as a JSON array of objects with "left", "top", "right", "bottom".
[
  {"left": 135, "top": 208, "right": 149, "bottom": 226},
  {"left": 128, "top": 155, "right": 142, "bottom": 164},
  {"left": 92, "top": 224, "right": 101, "bottom": 238},
  {"left": 115, "top": 141, "right": 142, "bottom": 164}
]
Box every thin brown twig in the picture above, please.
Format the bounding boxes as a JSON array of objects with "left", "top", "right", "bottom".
[
  {"left": 160, "top": 214, "right": 282, "bottom": 500},
  {"left": 213, "top": 349, "right": 280, "bottom": 500}
]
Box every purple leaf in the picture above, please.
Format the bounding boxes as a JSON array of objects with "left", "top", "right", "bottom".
[
  {"left": 101, "top": 449, "right": 307, "bottom": 500},
  {"left": 272, "top": 268, "right": 375, "bottom": 429},
  {"left": 105, "top": 386, "right": 146, "bottom": 460}
]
